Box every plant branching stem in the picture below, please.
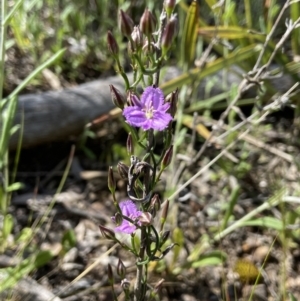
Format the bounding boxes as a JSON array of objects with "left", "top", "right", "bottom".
[{"left": 134, "top": 129, "right": 154, "bottom": 301}]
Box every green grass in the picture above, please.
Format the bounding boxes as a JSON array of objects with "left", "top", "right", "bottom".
[{"left": 2, "top": 0, "right": 300, "bottom": 300}]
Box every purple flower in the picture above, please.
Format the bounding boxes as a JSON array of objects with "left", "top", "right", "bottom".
[
  {"left": 123, "top": 87, "right": 173, "bottom": 131},
  {"left": 113, "top": 200, "right": 142, "bottom": 234}
]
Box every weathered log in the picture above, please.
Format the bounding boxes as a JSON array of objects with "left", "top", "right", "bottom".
[
  {"left": 10, "top": 74, "right": 122, "bottom": 149},
  {"left": 9, "top": 66, "right": 295, "bottom": 149},
  {"left": 1, "top": 277, "right": 62, "bottom": 301},
  {"left": 9, "top": 68, "right": 184, "bottom": 149}
]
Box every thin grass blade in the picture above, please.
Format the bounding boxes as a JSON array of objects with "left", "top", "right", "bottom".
[{"left": 180, "top": 0, "right": 199, "bottom": 68}]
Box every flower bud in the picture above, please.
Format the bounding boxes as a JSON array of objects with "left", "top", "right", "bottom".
[
  {"left": 160, "top": 230, "right": 170, "bottom": 247},
  {"left": 119, "top": 10, "right": 134, "bottom": 37},
  {"left": 99, "top": 225, "right": 116, "bottom": 240},
  {"left": 164, "top": 0, "right": 176, "bottom": 19},
  {"left": 140, "top": 9, "right": 157, "bottom": 36},
  {"left": 160, "top": 200, "right": 169, "bottom": 232},
  {"left": 117, "top": 162, "right": 129, "bottom": 180},
  {"left": 127, "top": 40, "right": 133, "bottom": 57},
  {"left": 166, "top": 88, "right": 178, "bottom": 117},
  {"left": 107, "top": 264, "right": 114, "bottom": 285},
  {"left": 114, "top": 212, "right": 123, "bottom": 226},
  {"left": 161, "top": 14, "right": 178, "bottom": 55},
  {"left": 109, "top": 84, "right": 125, "bottom": 109},
  {"left": 127, "top": 91, "right": 140, "bottom": 106},
  {"left": 139, "top": 212, "right": 153, "bottom": 226},
  {"left": 141, "top": 37, "right": 154, "bottom": 54},
  {"left": 107, "top": 31, "right": 119, "bottom": 56},
  {"left": 149, "top": 194, "right": 161, "bottom": 217},
  {"left": 161, "top": 145, "right": 173, "bottom": 169},
  {"left": 117, "top": 259, "right": 126, "bottom": 278},
  {"left": 126, "top": 133, "right": 134, "bottom": 155},
  {"left": 108, "top": 166, "right": 116, "bottom": 193},
  {"left": 131, "top": 26, "right": 143, "bottom": 52}
]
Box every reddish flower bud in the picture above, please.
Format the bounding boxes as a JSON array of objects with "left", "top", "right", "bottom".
[
  {"left": 166, "top": 88, "right": 178, "bottom": 117},
  {"left": 108, "top": 166, "right": 116, "bottom": 193},
  {"left": 99, "top": 224, "right": 116, "bottom": 240},
  {"left": 160, "top": 200, "right": 169, "bottom": 232},
  {"left": 126, "top": 133, "right": 134, "bottom": 155},
  {"left": 149, "top": 194, "right": 161, "bottom": 217},
  {"left": 160, "top": 230, "right": 170, "bottom": 247},
  {"left": 164, "top": 0, "right": 176, "bottom": 19},
  {"left": 140, "top": 9, "right": 157, "bottom": 36},
  {"left": 114, "top": 212, "right": 123, "bottom": 226},
  {"left": 117, "top": 162, "right": 129, "bottom": 180},
  {"left": 131, "top": 26, "right": 143, "bottom": 52},
  {"left": 126, "top": 90, "right": 134, "bottom": 106},
  {"left": 107, "top": 264, "right": 114, "bottom": 285},
  {"left": 107, "top": 31, "right": 119, "bottom": 56},
  {"left": 109, "top": 84, "right": 125, "bottom": 109},
  {"left": 119, "top": 10, "right": 134, "bottom": 37},
  {"left": 161, "top": 145, "right": 173, "bottom": 169},
  {"left": 161, "top": 14, "right": 178, "bottom": 55},
  {"left": 117, "top": 259, "right": 126, "bottom": 278}
]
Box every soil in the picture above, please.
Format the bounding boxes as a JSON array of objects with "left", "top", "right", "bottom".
[
  {"left": 4, "top": 109, "right": 300, "bottom": 301},
  {"left": 3, "top": 45, "right": 300, "bottom": 301}
]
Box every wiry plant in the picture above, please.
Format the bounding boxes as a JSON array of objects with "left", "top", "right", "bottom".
[{"left": 99, "top": 1, "right": 179, "bottom": 300}]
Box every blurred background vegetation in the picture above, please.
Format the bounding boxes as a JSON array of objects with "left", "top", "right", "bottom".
[
  {"left": 4, "top": 0, "right": 299, "bottom": 95},
  {"left": 2, "top": 0, "right": 300, "bottom": 300}
]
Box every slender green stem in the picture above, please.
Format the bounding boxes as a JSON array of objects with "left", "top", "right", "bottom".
[
  {"left": 130, "top": 73, "right": 144, "bottom": 90},
  {"left": 220, "top": 185, "right": 240, "bottom": 231},
  {"left": 244, "top": 0, "right": 252, "bottom": 29},
  {"left": 134, "top": 53, "right": 160, "bottom": 75},
  {"left": 150, "top": 225, "right": 160, "bottom": 256},
  {"left": 155, "top": 168, "right": 164, "bottom": 186},
  {"left": 169, "top": 85, "right": 187, "bottom": 187},
  {"left": 3, "top": 0, "right": 23, "bottom": 25},
  {"left": 1, "top": 152, "right": 9, "bottom": 214},
  {"left": 0, "top": 0, "right": 8, "bottom": 104},
  {"left": 134, "top": 129, "right": 154, "bottom": 300},
  {"left": 116, "top": 57, "right": 130, "bottom": 90},
  {"left": 291, "top": 0, "right": 300, "bottom": 55},
  {"left": 134, "top": 227, "right": 146, "bottom": 301},
  {"left": 110, "top": 282, "right": 118, "bottom": 301}
]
